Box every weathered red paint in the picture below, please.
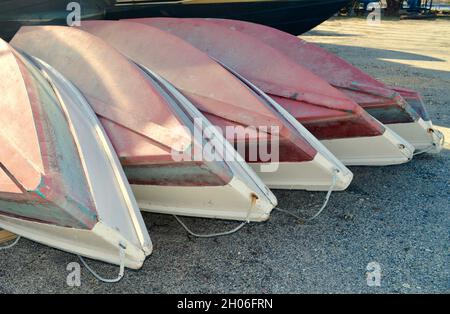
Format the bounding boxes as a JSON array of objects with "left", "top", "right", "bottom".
[
  {"left": 133, "top": 18, "right": 386, "bottom": 140},
  {"left": 78, "top": 20, "right": 317, "bottom": 163},
  {"left": 11, "top": 26, "right": 234, "bottom": 187},
  {"left": 0, "top": 39, "right": 97, "bottom": 229},
  {"left": 205, "top": 18, "right": 428, "bottom": 124}
]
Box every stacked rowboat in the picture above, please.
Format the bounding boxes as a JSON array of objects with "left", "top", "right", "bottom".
[{"left": 0, "top": 18, "right": 443, "bottom": 277}]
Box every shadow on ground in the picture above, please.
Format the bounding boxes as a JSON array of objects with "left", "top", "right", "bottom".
[
  {"left": 311, "top": 43, "right": 450, "bottom": 81},
  {"left": 303, "top": 29, "right": 359, "bottom": 37},
  {"left": 0, "top": 17, "right": 449, "bottom": 294},
  {"left": 0, "top": 149, "right": 448, "bottom": 293}
]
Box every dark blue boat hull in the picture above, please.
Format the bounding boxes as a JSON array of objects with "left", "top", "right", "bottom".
[
  {"left": 0, "top": 0, "right": 349, "bottom": 41},
  {"left": 108, "top": 0, "right": 350, "bottom": 35}
]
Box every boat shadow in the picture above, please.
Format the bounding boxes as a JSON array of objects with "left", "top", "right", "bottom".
[
  {"left": 310, "top": 42, "right": 450, "bottom": 80},
  {"left": 303, "top": 29, "right": 359, "bottom": 37}
]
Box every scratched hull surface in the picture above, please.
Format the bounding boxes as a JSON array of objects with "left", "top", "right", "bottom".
[
  {"left": 79, "top": 20, "right": 353, "bottom": 191},
  {"left": 208, "top": 19, "right": 442, "bottom": 153},
  {"left": 11, "top": 26, "right": 277, "bottom": 220},
  {"left": 133, "top": 18, "right": 414, "bottom": 165},
  {"left": 0, "top": 39, "right": 151, "bottom": 268}
]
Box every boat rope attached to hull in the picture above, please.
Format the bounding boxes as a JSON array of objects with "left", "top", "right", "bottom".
[
  {"left": 78, "top": 242, "right": 127, "bottom": 283},
  {"left": 0, "top": 236, "right": 21, "bottom": 250},
  {"left": 173, "top": 194, "right": 256, "bottom": 238},
  {"left": 275, "top": 169, "right": 338, "bottom": 223}
]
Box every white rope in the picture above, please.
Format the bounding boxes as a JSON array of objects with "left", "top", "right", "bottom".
[
  {"left": 0, "top": 236, "right": 21, "bottom": 250},
  {"left": 174, "top": 215, "right": 248, "bottom": 238},
  {"left": 78, "top": 243, "right": 126, "bottom": 283},
  {"left": 275, "top": 169, "right": 338, "bottom": 222},
  {"left": 174, "top": 196, "right": 255, "bottom": 238}
]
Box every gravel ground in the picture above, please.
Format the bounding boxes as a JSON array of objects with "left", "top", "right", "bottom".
[{"left": 0, "top": 17, "right": 449, "bottom": 294}]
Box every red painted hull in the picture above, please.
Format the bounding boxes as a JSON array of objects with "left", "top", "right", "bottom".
[
  {"left": 11, "top": 26, "right": 235, "bottom": 187},
  {"left": 0, "top": 40, "right": 97, "bottom": 228},
  {"left": 133, "top": 18, "right": 386, "bottom": 141},
  {"left": 206, "top": 18, "right": 429, "bottom": 124},
  {"left": 79, "top": 20, "right": 319, "bottom": 164},
  {"left": 1, "top": 39, "right": 152, "bottom": 267}
]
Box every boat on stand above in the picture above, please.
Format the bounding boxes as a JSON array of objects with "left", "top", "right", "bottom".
[
  {"left": 0, "top": 0, "right": 351, "bottom": 41},
  {"left": 108, "top": 0, "right": 351, "bottom": 35}
]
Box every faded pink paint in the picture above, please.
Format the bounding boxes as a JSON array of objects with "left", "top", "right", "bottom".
[
  {"left": 11, "top": 26, "right": 235, "bottom": 186},
  {"left": 0, "top": 168, "right": 22, "bottom": 194},
  {"left": 132, "top": 18, "right": 385, "bottom": 140},
  {"left": 0, "top": 40, "right": 44, "bottom": 193},
  {"left": 78, "top": 20, "right": 318, "bottom": 162},
  {"left": 11, "top": 26, "right": 192, "bottom": 165},
  {"left": 0, "top": 39, "right": 97, "bottom": 228},
  {"left": 206, "top": 19, "right": 426, "bottom": 121}
]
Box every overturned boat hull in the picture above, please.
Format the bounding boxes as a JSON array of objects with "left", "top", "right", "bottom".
[
  {"left": 209, "top": 18, "right": 443, "bottom": 154},
  {"left": 133, "top": 18, "right": 414, "bottom": 166},
  {"left": 80, "top": 20, "right": 353, "bottom": 191},
  {"left": 0, "top": 39, "right": 151, "bottom": 268},
  {"left": 11, "top": 26, "right": 277, "bottom": 221},
  {"left": 385, "top": 86, "right": 442, "bottom": 152},
  {"left": 132, "top": 68, "right": 278, "bottom": 219}
]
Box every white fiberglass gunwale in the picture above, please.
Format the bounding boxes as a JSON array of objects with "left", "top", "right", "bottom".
[
  {"left": 133, "top": 63, "right": 278, "bottom": 221},
  {"left": 0, "top": 50, "right": 152, "bottom": 269},
  {"left": 218, "top": 61, "right": 354, "bottom": 191}
]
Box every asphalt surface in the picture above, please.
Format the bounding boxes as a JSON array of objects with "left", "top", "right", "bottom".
[{"left": 0, "top": 17, "right": 449, "bottom": 293}]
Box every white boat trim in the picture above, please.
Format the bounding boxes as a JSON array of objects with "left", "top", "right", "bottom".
[
  {"left": 139, "top": 65, "right": 277, "bottom": 203},
  {"left": 134, "top": 176, "right": 272, "bottom": 222},
  {"left": 387, "top": 118, "right": 443, "bottom": 154},
  {"left": 216, "top": 61, "right": 354, "bottom": 190},
  {"left": 2, "top": 51, "right": 152, "bottom": 268},
  {"left": 0, "top": 216, "right": 146, "bottom": 269},
  {"left": 134, "top": 64, "right": 277, "bottom": 220},
  {"left": 249, "top": 154, "right": 353, "bottom": 191},
  {"left": 33, "top": 56, "right": 152, "bottom": 253},
  {"left": 321, "top": 127, "right": 414, "bottom": 166}
]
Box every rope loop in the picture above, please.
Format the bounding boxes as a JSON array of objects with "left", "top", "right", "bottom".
[
  {"left": 276, "top": 169, "right": 339, "bottom": 223},
  {"left": 78, "top": 242, "right": 126, "bottom": 283},
  {"left": 174, "top": 194, "right": 256, "bottom": 238},
  {"left": 0, "top": 236, "right": 21, "bottom": 250}
]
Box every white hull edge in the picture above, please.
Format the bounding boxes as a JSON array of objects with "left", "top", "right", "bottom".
[
  {"left": 28, "top": 55, "right": 153, "bottom": 263},
  {"left": 151, "top": 69, "right": 277, "bottom": 206},
  {"left": 134, "top": 176, "right": 275, "bottom": 222},
  {"left": 250, "top": 154, "right": 353, "bottom": 191},
  {"left": 216, "top": 61, "right": 353, "bottom": 187},
  {"left": 387, "top": 119, "right": 443, "bottom": 153},
  {"left": 0, "top": 216, "right": 147, "bottom": 269},
  {"left": 321, "top": 127, "right": 414, "bottom": 166}
]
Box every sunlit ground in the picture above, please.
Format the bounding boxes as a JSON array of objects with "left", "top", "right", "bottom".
[
  {"left": 303, "top": 17, "right": 450, "bottom": 152},
  {"left": 304, "top": 18, "right": 450, "bottom": 78}
]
